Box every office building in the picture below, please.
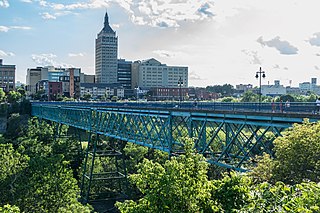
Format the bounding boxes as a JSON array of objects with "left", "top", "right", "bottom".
[
  {"left": 132, "top": 58, "right": 188, "bottom": 89},
  {"left": 0, "top": 59, "right": 15, "bottom": 92},
  {"left": 117, "top": 59, "right": 132, "bottom": 89},
  {"left": 26, "top": 67, "right": 44, "bottom": 95},
  {"left": 59, "top": 68, "right": 81, "bottom": 99},
  {"left": 95, "top": 12, "right": 118, "bottom": 84},
  {"left": 80, "top": 73, "right": 95, "bottom": 83},
  {"left": 80, "top": 83, "right": 124, "bottom": 99}
]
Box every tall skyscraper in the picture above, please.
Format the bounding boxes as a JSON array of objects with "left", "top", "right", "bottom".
[{"left": 95, "top": 12, "right": 118, "bottom": 84}]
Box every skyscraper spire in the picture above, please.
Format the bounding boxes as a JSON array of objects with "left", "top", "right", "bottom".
[
  {"left": 102, "top": 10, "right": 115, "bottom": 34},
  {"left": 104, "top": 10, "right": 109, "bottom": 27}
]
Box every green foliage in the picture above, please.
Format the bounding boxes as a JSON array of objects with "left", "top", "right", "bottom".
[
  {"left": 220, "top": 97, "right": 238, "bottom": 102},
  {"left": 6, "top": 91, "right": 21, "bottom": 103},
  {"left": 0, "top": 204, "right": 20, "bottom": 213},
  {"left": 4, "top": 114, "right": 29, "bottom": 141},
  {"left": 206, "top": 84, "right": 235, "bottom": 97},
  {"left": 211, "top": 172, "right": 251, "bottom": 212},
  {"left": 0, "top": 118, "right": 91, "bottom": 212},
  {"left": 306, "top": 93, "right": 317, "bottom": 102},
  {"left": 16, "top": 88, "right": 26, "bottom": 98},
  {"left": 124, "top": 143, "right": 148, "bottom": 174},
  {"left": 279, "top": 94, "right": 294, "bottom": 102},
  {"left": 251, "top": 120, "right": 320, "bottom": 184},
  {"left": 0, "top": 88, "right": 5, "bottom": 103},
  {"left": 116, "top": 138, "right": 219, "bottom": 213},
  {"left": 240, "top": 91, "right": 259, "bottom": 102},
  {"left": 33, "top": 89, "right": 46, "bottom": 100},
  {"left": 240, "top": 181, "right": 320, "bottom": 212},
  {"left": 0, "top": 143, "right": 29, "bottom": 203},
  {"left": 111, "top": 96, "right": 118, "bottom": 102},
  {"left": 15, "top": 155, "right": 91, "bottom": 213},
  {"left": 82, "top": 93, "right": 92, "bottom": 101}
]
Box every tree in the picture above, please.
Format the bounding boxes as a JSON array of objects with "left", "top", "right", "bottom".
[
  {"left": 82, "top": 93, "right": 92, "bottom": 101},
  {"left": 15, "top": 155, "right": 92, "bottom": 213},
  {"left": 0, "top": 88, "right": 5, "bottom": 102},
  {"left": 116, "top": 138, "right": 219, "bottom": 212},
  {"left": 220, "top": 97, "right": 238, "bottom": 102},
  {"left": 33, "top": 89, "right": 45, "bottom": 100},
  {"left": 0, "top": 118, "right": 92, "bottom": 212},
  {"left": 0, "top": 143, "right": 29, "bottom": 204},
  {"left": 7, "top": 91, "right": 21, "bottom": 103},
  {"left": 279, "top": 94, "right": 294, "bottom": 102},
  {"left": 211, "top": 172, "right": 251, "bottom": 212},
  {"left": 4, "top": 114, "right": 29, "bottom": 141},
  {"left": 0, "top": 204, "right": 20, "bottom": 213},
  {"left": 250, "top": 120, "right": 320, "bottom": 184},
  {"left": 240, "top": 91, "right": 259, "bottom": 102},
  {"left": 206, "top": 84, "right": 235, "bottom": 97},
  {"left": 239, "top": 181, "right": 320, "bottom": 212},
  {"left": 16, "top": 88, "right": 26, "bottom": 99}
]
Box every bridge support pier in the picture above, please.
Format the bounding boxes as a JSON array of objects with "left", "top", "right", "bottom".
[{"left": 80, "top": 134, "right": 128, "bottom": 204}]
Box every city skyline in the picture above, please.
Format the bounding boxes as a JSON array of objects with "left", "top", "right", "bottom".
[{"left": 1, "top": 0, "right": 320, "bottom": 87}]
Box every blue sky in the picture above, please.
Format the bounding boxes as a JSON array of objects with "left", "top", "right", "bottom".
[{"left": 1, "top": 0, "right": 320, "bottom": 87}]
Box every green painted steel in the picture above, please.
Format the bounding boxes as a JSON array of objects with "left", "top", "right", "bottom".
[{"left": 32, "top": 104, "right": 320, "bottom": 172}]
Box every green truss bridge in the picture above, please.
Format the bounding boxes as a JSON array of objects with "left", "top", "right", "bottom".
[{"left": 31, "top": 101, "right": 320, "bottom": 172}]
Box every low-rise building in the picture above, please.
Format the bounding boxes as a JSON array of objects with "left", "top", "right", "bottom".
[
  {"left": 0, "top": 59, "right": 15, "bottom": 92},
  {"left": 261, "top": 80, "right": 286, "bottom": 97},
  {"left": 36, "top": 80, "right": 63, "bottom": 101},
  {"left": 80, "top": 83, "right": 124, "bottom": 99}
]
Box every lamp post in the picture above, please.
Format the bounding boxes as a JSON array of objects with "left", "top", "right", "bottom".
[
  {"left": 255, "top": 67, "right": 266, "bottom": 109},
  {"left": 178, "top": 76, "right": 183, "bottom": 106}
]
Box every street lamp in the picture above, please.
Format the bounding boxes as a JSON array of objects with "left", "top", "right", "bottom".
[
  {"left": 178, "top": 76, "right": 183, "bottom": 106},
  {"left": 255, "top": 67, "right": 266, "bottom": 107}
]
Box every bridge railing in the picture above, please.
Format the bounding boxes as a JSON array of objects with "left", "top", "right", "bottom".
[{"left": 31, "top": 101, "right": 318, "bottom": 114}]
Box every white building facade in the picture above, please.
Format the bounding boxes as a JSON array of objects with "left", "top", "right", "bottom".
[
  {"left": 132, "top": 58, "right": 188, "bottom": 89},
  {"left": 261, "top": 80, "right": 286, "bottom": 96}
]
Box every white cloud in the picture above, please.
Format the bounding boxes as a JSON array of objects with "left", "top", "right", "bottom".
[
  {"left": 111, "top": 24, "right": 120, "bottom": 29},
  {"left": 189, "top": 71, "right": 202, "bottom": 80},
  {"left": 242, "top": 50, "right": 262, "bottom": 65},
  {"left": 0, "top": 25, "right": 32, "bottom": 32},
  {"left": 11, "top": 26, "right": 32, "bottom": 30},
  {"left": 20, "top": 0, "right": 32, "bottom": 3},
  {"left": 0, "top": 0, "right": 9, "bottom": 8},
  {"left": 41, "top": 12, "right": 56, "bottom": 20},
  {"left": 123, "top": 0, "right": 215, "bottom": 27},
  {"left": 257, "top": 36, "right": 299, "bottom": 55},
  {"left": 153, "top": 50, "right": 177, "bottom": 58},
  {"left": 0, "top": 50, "right": 15, "bottom": 57},
  {"left": 0, "top": 26, "right": 10, "bottom": 32},
  {"left": 46, "top": 0, "right": 109, "bottom": 10},
  {"left": 31, "top": 53, "right": 73, "bottom": 67},
  {"left": 35, "top": 0, "right": 214, "bottom": 27},
  {"left": 308, "top": 32, "right": 320, "bottom": 47},
  {"left": 68, "top": 52, "right": 85, "bottom": 57}
]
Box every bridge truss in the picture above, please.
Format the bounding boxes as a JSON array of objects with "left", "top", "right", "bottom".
[{"left": 31, "top": 104, "right": 317, "bottom": 172}]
